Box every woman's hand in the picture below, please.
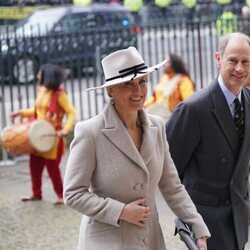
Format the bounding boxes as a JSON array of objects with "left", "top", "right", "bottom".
[
  {"left": 119, "top": 198, "right": 151, "bottom": 228},
  {"left": 197, "top": 236, "right": 207, "bottom": 250}
]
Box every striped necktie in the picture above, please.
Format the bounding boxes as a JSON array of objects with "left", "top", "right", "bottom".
[{"left": 234, "top": 97, "right": 244, "bottom": 139}]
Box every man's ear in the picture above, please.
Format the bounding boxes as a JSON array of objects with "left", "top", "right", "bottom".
[{"left": 214, "top": 52, "right": 221, "bottom": 68}]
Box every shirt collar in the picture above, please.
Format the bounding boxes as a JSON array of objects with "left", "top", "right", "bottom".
[{"left": 218, "top": 74, "right": 242, "bottom": 106}]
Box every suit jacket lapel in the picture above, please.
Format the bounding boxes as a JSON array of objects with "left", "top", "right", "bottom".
[
  {"left": 240, "top": 87, "right": 250, "bottom": 147},
  {"left": 233, "top": 88, "right": 250, "bottom": 174},
  {"left": 210, "top": 80, "right": 240, "bottom": 157}
]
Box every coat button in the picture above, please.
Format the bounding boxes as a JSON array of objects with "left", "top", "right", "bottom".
[
  {"left": 141, "top": 183, "right": 147, "bottom": 189},
  {"left": 143, "top": 238, "right": 148, "bottom": 246},
  {"left": 220, "top": 158, "right": 226, "bottom": 164},
  {"left": 134, "top": 184, "right": 141, "bottom": 191}
]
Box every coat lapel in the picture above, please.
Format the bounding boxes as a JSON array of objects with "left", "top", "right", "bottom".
[
  {"left": 138, "top": 111, "right": 158, "bottom": 166},
  {"left": 210, "top": 80, "right": 240, "bottom": 156},
  {"left": 242, "top": 87, "right": 250, "bottom": 143},
  {"left": 101, "top": 102, "right": 156, "bottom": 174},
  {"left": 233, "top": 87, "right": 250, "bottom": 174}
]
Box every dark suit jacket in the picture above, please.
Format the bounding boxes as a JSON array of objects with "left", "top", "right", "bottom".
[{"left": 166, "top": 79, "right": 250, "bottom": 250}]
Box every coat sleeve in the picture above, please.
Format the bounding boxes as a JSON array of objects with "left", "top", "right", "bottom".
[
  {"left": 158, "top": 118, "right": 210, "bottom": 239},
  {"left": 165, "top": 102, "right": 200, "bottom": 179},
  {"left": 57, "top": 91, "right": 76, "bottom": 132},
  {"left": 20, "top": 108, "right": 35, "bottom": 118},
  {"left": 63, "top": 122, "right": 125, "bottom": 227}
]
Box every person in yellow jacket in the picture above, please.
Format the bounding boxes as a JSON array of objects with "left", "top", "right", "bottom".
[
  {"left": 11, "top": 64, "right": 76, "bottom": 205},
  {"left": 73, "top": 0, "right": 92, "bottom": 6},
  {"left": 145, "top": 54, "right": 194, "bottom": 119},
  {"left": 182, "top": 0, "right": 196, "bottom": 9},
  {"left": 182, "top": 0, "right": 197, "bottom": 21},
  {"left": 216, "top": 0, "right": 232, "bottom": 4},
  {"left": 124, "top": 0, "right": 143, "bottom": 23},
  {"left": 155, "top": 0, "right": 171, "bottom": 8},
  {"left": 124, "top": 0, "right": 143, "bottom": 12},
  {"left": 216, "top": 10, "right": 238, "bottom": 36}
]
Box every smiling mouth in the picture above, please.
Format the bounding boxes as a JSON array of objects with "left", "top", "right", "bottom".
[
  {"left": 232, "top": 74, "right": 245, "bottom": 79},
  {"left": 130, "top": 97, "right": 143, "bottom": 102}
]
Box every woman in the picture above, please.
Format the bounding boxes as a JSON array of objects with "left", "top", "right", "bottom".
[
  {"left": 145, "top": 54, "right": 194, "bottom": 118},
  {"left": 63, "top": 47, "right": 210, "bottom": 249},
  {"left": 11, "top": 64, "right": 76, "bottom": 205}
]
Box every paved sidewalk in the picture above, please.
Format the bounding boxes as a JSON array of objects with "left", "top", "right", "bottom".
[
  {"left": 0, "top": 154, "right": 187, "bottom": 250},
  {"left": 0, "top": 154, "right": 249, "bottom": 250}
]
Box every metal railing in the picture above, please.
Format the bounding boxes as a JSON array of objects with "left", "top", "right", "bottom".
[{"left": 0, "top": 18, "right": 250, "bottom": 129}]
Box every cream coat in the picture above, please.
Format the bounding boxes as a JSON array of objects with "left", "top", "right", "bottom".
[{"left": 63, "top": 101, "right": 210, "bottom": 250}]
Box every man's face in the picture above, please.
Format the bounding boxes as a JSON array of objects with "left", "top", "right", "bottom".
[{"left": 215, "top": 37, "right": 250, "bottom": 94}]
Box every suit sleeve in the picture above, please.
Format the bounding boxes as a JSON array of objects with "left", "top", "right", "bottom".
[
  {"left": 165, "top": 102, "right": 200, "bottom": 179},
  {"left": 158, "top": 118, "right": 210, "bottom": 239},
  {"left": 63, "top": 122, "right": 125, "bottom": 227}
]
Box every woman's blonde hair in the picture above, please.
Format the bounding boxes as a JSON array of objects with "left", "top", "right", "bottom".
[{"left": 106, "top": 85, "right": 118, "bottom": 97}]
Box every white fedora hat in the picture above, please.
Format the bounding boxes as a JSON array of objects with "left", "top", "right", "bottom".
[{"left": 87, "top": 46, "right": 167, "bottom": 90}]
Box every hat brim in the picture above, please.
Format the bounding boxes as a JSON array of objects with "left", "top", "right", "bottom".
[{"left": 86, "top": 59, "right": 167, "bottom": 91}]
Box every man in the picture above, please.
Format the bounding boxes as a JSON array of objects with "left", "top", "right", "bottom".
[
  {"left": 216, "top": 9, "right": 238, "bottom": 37},
  {"left": 166, "top": 32, "right": 250, "bottom": 250}
]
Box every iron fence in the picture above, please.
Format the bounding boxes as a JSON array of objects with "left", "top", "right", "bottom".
[{"left": 0, "top": 18, "right": 250, "bottom": 130}]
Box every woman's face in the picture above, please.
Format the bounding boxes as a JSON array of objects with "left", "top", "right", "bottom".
[{"left": 110, "top": 76, "right": 148, "bottom": 113}]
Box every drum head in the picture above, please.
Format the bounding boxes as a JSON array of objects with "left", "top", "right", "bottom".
[{"left": 28, "top": 120, "right": 56, "bottom": 152}]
